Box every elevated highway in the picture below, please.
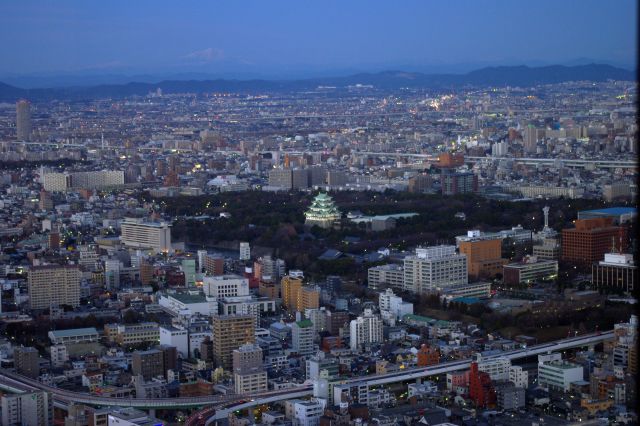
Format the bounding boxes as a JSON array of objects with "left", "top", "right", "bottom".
[{"left": 0, "top": 331, "right": 613, "bottom": 419}]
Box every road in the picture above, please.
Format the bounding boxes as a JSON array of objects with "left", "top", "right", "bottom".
[{"left": 0, "top": 330, "right": 613, "bottom": 418}]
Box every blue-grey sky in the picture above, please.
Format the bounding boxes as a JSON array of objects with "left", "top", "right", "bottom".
[{"left": 0, "top": 0, "right": 636, "bottom": 77}]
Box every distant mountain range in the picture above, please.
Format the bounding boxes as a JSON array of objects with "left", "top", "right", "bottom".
[{"left": 0, "top": 64, "right": 634, "bottom": 102}]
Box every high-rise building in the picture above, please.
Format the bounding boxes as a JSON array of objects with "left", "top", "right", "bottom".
[
  {"left": 561, "top": 218, "right": 628, "bottom": 267},
  {"left": 349, "top": 309, "right": 383, "bottom": 351},
  {"left": 120, "top": 218, "right": 172, "bottom": 254},
  {"left": 440, "top": 169, "right": 478, "bottom": 195},
  {"left": 1, "top": 391, "right": 51, "bottom": 426},
  {"left": 233, "top": 343, "right": 267, "bottom": 394},
  {"left": 281, "top": 276, "right": 320, "bottom": 312},
  {"left": 16, "top": 99, "right": 31, "bottom": 141},
  {"left": 327, "top": 170, "right": 347, "bottom": 186},
  {"left": 203, "top": 254, "right": 225, "bottom": 276},
  {"left": 523, "top": 124, "right": 538, "bottom": 153},
  {"left": 469, "top": 362, "right": 496, "bottom": 408},
  {"left": 403, "top": 246, "right": 467, "bottom": 294},
  {"left": 211, "top": 314, "right": 255, "bottom": 369},
  {"left": 292, "top": 319, "right": 316, "bottom": 357},
  {"left": 239, "top": 242, "right": 251, "bottom": 261},
  {"left": 268, "top": 168, "right": 293, "bottom": 189},
  {"left": 28, "top": 265, "right": 81, "bottom": 310},
  {"left": 457, "top": 231, "right": 507, "bottom": 280},
  {"left": 131, "top": 349, "right": 165, "bottom": 380},
  {"left": 14, "top": 346, "right": 40, "bottom": 378},
  {"left": 38, "top": 190, "right": 53, "bottom": 211},
  {"left": 292, "top": 168, "right": 309, "bottom": 189},
  {"left": 408, "top": 174, "right": 433, "bottom": 193},
  {"left": 182, "top": 258, "right": 196, "bottom": 287}
]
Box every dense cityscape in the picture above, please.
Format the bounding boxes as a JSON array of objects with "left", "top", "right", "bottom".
[{"left": 0, "top": 2, "right": 638, "bottom": 426}]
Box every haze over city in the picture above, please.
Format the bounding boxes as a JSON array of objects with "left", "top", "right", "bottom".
[{"left": 0, "top": 1, "right": 637, "bottom": 426}]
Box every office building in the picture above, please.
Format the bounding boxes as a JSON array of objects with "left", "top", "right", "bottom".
[
  {"left": 349, "top": 309, "right": 383, "bottom": 351},
  {"left": 327, "top": 170, "right": 347, "bottom": 186},
  {"left": 408, "top": 174, "right": 433, "bottom": 193},
  {"left": 159, "top": 325, "right": 188, "bottom": 358},
  {"left": 457, "top": 230, "right": 507, "bottom": 280},
  {"left": 1, "top": 391, "right": 51, "bottom": 426},
  {"left": 292, "top": 319, "right": 316, "bottom": 357},
  {"left": 105, "top": 322, "right": 159, "bottom": 346},
  {"left": 368, "top": 264, "right": 405, "bottom": 291},
  {"left": 403, "top": 245, "right": 467, "bottom": 294},
  {"left": 203, "top": 254, "right": 224, "bottom": 276},
  {"left": 120, "top": 218, "right": 172, "bottom": 254},
  {"left": 28, "top": 264, "right": 81, "bottom": 310},
  {"left": 476, "top": 355, "right": 511, "bottom": 381},
  {"left": 131, "top": 349, "right": 165, "bottom": 380},
  {"left": 292, "top": 168, "right": 309, "bottom": 189},
  {"left": 203, "top": 275, "right": 250, "bottom": 299},
  {"left": 532, "top": 238, "right": 560, "bottom": 260},
  {"left": 16, "top": 99, "right": 31, "bottom": 141},
  {"left": 494, "top": 382, "right": 525, "bottom": 410},
  {"left": 293, "top": 399, "right": 324, "bottom": 426},
  {"left": 14, "top": 346, "right": 39, "bottom": 378},
  {"left": 440, "top": 169, "right": 478, "bottom": 195},
  {"left": 38, "top": 190, "right": 53, "bottom": 211},
  {"left": 233, "top": 343, "right": 267, "bottom": 394},
  {"left": 509, "top": 365, "right": 529, "bottom": 388},
  {"left": 181, "top": 258, "right": 196, "bottom": 287},
  {"left": 41, "top": 171, "right": 125, "bottom": 192},
  {"left": 561, "top": 218, "right": 628, "bottom": 266},
  {"left": 577, "top": 207, "right": 637, "bottom": 225},
  {"left": 268, "top": 168, "right": 293, "bottom": 189},
  {"left": 592, "top": 253, "right": 637, "bottom": 294},
  {"left": 211, "top": 314, "right": 255, "bottom": 369},
  {"left": 503, "top": 257, "right": 559, "bottom": 286},
  {"left": 538, "top": 360, "right": 583, "bottom": 391}
]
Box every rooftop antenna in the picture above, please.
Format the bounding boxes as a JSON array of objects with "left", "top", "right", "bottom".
[{"left": 101, "top": 132, "right": 105, "bottom": 149}]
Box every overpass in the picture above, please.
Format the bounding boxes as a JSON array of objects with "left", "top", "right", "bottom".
[{"left": 0, "top": 331, "right": 613, "bottom": 416}]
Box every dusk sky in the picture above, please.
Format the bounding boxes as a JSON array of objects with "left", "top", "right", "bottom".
[{"left": 0, "top": 0, "right": 637, "bottom": 78}]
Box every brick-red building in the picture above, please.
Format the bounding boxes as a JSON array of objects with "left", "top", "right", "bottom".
[
  {"left": 417, "top": 344, "right": 440, "bottom": 367},
  {"left": 561, "top": 218, "right": 628, "bottom": 267},
  {"left": 469, "top": 362, "right": 496, "bottom": 408}
]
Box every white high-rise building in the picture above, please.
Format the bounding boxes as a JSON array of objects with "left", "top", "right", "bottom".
[
  {"left": 476, "top": 354, "right": 511, "bottom": 381},
  {"left": 197, "top": 250, "right": 208, "bottom": 273},
  {"left": 104, "top": 259, "right": 121, "bottom": 290},
  {"left": 349, "top": 309, "right": 383, "bottom": 351},
  {"left": 239, "top": 242, "right": 251, "bottom": 261},
  {"left": 403, "top": 245, "right": 467, "bottom": 294},
  {"left": 1, "top": 391, "right": 51, "bottom": 426},
  {"left": 509, "top": 365, "right": 529, "bottom": 388},
  {"left": 120, "top": 218, "right": 172, "bottom": 254},
  {"left": 292, "top": 319, "right": 316, "bottom": 357},
  {"left": 159, "top": 325, "right": 188, "bottom": 357}
]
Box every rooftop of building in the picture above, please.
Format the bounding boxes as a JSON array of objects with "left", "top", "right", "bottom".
[
  {"left": 48, "top": 327, "right": 99, "bottom": 337},
  {"left": 579, "top": 207, "right": 637, "bottom": 216},
  {"left": 167, "top": 293, "right": 207, "bottom": 304}
]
